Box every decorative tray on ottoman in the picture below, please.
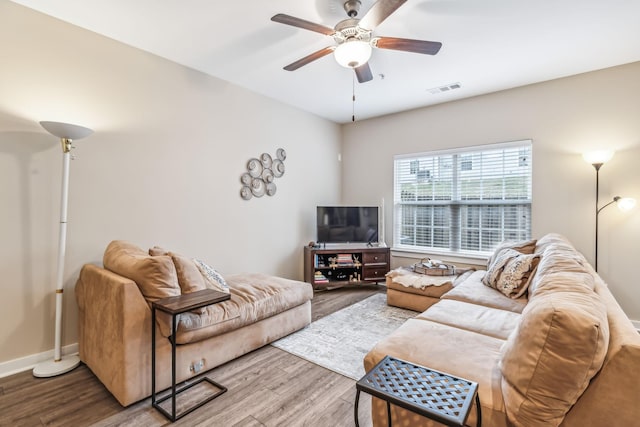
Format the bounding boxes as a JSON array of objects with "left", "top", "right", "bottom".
[{"left": 412, "top": 258, "right": 456, "bottom": 276}]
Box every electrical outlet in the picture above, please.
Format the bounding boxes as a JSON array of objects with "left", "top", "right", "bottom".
[{"left": 190, "top": 359, "right": 205, "bottom": 373}]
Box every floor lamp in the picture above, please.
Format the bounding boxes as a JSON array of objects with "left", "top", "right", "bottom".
[
  {"left": 583, "top": 150, "right": 636, "bottom": 272},
  {"left": 33, "top": 121, "right": 93, "bottom": 378}
]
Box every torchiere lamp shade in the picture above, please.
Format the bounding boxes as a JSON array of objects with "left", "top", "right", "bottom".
[{"left": 40, "top": 121, "right": 93, "bottom": 140}]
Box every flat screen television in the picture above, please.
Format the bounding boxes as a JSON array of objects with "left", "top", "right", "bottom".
[{"left": 316, "top": 206, "right": 379, "bottom": 244}]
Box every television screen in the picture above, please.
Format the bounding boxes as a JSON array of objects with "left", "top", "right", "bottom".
[{"left": 316, "top": 206, "right": 379, "bottom": 244}]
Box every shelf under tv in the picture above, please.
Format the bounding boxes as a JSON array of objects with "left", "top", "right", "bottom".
[{"left": 303, "top": 245, "right": 390, "bottom": 290}]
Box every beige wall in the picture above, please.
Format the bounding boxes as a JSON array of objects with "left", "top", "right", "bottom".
[
  {"left": 0, "top": 2, "right": 341, "bottom": 364},
  {"left": 342, "top": 61, "right": 640, "bottom": 321}
]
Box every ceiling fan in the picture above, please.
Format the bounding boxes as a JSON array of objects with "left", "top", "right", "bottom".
[{"left": 271, "top": 0, "right": 442, "bottom": 83}]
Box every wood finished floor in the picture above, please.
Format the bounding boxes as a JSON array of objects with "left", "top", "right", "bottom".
[{"left": 0, "top": 286, "right": 384, "bottom": 427}]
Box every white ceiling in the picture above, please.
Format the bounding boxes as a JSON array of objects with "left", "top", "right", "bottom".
[{"left": 11, "top": 0, "right": 640, "bottom": 124}]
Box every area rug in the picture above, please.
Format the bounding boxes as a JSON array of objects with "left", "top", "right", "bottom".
[{"left": 271, "top": 293, "right": 416, "bottom": 380}]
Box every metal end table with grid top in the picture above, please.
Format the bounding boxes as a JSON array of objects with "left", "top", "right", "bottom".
[{"left": 355, "top": 355, "right": 481, "bottom": 427}]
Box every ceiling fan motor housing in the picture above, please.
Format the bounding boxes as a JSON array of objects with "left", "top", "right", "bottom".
[
  {"left": 343, "top": 0, "right": 362, "bottom": 17},
  {"left": 334, "top": 19, "right": 371, "bottom": 44}
]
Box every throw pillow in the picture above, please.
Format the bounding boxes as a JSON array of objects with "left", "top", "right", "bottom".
[
  {"left": 486, "top": 239, "right": 537, "bottom": 269},
  {"left": 149, "top": 245, "right": 170, "bottom": 256},
  {"left": 149, "top": 246, "right": 206, "bottom": 294},
  {"left": 149, "top": 246, "right": 210, "bottom": 294},
  {"left": 193, "top": 258, "right": 230, "bottom": 294},
  {"left": 483, "top": 248, "right": 540, "bottom": 298},
  {"left": 104, "top": 240, "right": 180, "bottom": 303},
  {"left": 169, "top": 253, "right": 207, "bottom": 294},
  {"left": 104, "top": 240, "right": 180, "bottom": 338}
]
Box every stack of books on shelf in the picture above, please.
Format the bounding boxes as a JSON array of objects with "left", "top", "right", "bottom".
[
  {"left": 314, "top": 254, "right": 327, "bottom": 268},
  {"left": 336, "top": 254, "right": 354, "bottom": 265},
  {"left": 314, "top": 271, "right": 329, "bottom": 284}
]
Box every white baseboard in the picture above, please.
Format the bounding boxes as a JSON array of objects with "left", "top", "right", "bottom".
[{"left": 0, "top": 343, "right": 78, "bottom": 379}]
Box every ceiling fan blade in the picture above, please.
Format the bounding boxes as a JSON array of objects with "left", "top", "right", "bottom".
[
  {"left": 355, "top": 63, "right": 373, "bottom": 83},
  {"left": 373, "top": 37, "right": 442, "bottom": 55},
  {"left": 358, "top": 0, "right": 408, "bottom": 31},
  {"left": 283, "top": 46, "right": 336, "bottom": 71},
  {"left": 271, "top": 14, "right": 335, "bottom": 35}
]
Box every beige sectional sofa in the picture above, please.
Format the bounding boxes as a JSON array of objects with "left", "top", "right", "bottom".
[
  {"left": 367, "top": 233, "right": 640, "bottom": 426},
  {"left": 75, "top": 241, "right": 313, "bottom": 406}
]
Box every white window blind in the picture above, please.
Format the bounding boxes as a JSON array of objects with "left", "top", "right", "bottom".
[{"left": 393, "top": 140, "right": 532, "bottom": 256}]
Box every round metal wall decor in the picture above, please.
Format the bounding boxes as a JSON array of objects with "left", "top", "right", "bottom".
[
  {"left": 240, "top": 186, "right": 252, "bottom": 200},
  {"left": 241, "top": 173, "right": 252, "bottom": 186},
  {"left": 261, "top": 153, "right": 273, "bottom": 168},
  {"left": 266, "top": 182, "right": 277, "bottom": 196},
  {"left": 247, "top": 158, "right": 263, "bottom": 177},
  {"left": 272, "top": 159, "right": 285, "bottom": 177},
  {"left": 251, "top": 177, "right": 266, "bottom": 197},
  {"left": 262, "top": 168, "right": 274, "bottom": 183},
  {"left": 240, "top": 148, "right": 286, "bottom": 200}
]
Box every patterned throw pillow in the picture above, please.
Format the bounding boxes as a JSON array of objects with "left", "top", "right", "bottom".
[
  {"left": 486, "top": 239, "right": 537, "bottom": 269},
  {"left": 483, "top": 248, "right": 540, "bottom": 298},
  {"left": 193, "top": 258, "right": 230, "bottom": 294}
]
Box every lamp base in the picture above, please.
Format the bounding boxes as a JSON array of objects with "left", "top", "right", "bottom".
[{"left": 32, "top": 354, "right": 80, "bottom": 378}]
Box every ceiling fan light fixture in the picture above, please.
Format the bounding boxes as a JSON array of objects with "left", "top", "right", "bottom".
[{"left": 334, "top": 40, "right": 372, "bottom": 68}]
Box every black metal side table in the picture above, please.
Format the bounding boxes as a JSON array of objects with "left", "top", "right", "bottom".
[
  {"left": 355, "top": 355, "right": 481, "bottom": 427},
  {"left": 152, "top": 289, "right": 230, "bottom": 422}
]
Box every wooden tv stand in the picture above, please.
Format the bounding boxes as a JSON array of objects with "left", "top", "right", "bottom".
[{"left": 303, "top": 245, "right": 390, "bottom": 290}]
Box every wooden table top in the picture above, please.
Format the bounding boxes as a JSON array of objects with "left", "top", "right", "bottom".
[{"left": 152, "top": 289, "right": 230, "bottom": 314}]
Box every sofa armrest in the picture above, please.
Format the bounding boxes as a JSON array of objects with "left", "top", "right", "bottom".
[{"left": 76, "top": 263, "right": 164, "bottom": 406}]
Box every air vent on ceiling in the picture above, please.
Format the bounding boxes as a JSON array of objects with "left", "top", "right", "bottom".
[{"left": 427, "top": 82, "right": 461, "bottom": 95}]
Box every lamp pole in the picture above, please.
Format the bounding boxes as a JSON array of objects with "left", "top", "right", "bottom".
[
  {"left": 593, "top": 163, "right": 602, "bottom": 272},
  {"left": 33, "top": 121, "right": 92, "bottom": 378}
]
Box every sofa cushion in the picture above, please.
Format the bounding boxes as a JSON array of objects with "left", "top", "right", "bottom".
[
  {"left": 173, "top": 273, "right": 313, "bottom": 344},
  {"left": 442, "top": 270, "right": 528, "bottom": 313},
  {"left": 104, "top": 240, "right": 180, "bottom": 303},
  {"left": 532, "top": 233, "right": 573, "bottom": 257},
  {"left": 365, "top": 318, "right": 509, "bottom": 427},
  {"left": 499, "top": 289, "right": 609, "bottom": 427},
  {"left": 417, "top": 299, "right": 521, "bottom": 340},
  {"left": 528, "top": 233, "right": 591, "bottom": 297},
  {"left": 561, "top": 273, "right": 640, "bottom": 426},
  {"left": 483, "top": 248, "right": 540, "bottom": 298}
]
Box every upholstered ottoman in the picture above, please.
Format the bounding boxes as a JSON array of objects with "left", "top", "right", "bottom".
[{"left": 385, "top": 268, "right": 457, "bottom": 312}]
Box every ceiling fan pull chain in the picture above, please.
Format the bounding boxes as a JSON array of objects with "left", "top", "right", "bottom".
[{"left": 352, "top": 73, "right": 356, "bottom": 122}]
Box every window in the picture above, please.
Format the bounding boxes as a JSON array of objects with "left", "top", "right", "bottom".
[{"left": 393, "top": 140, "right": 532, "bottom": 256}]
